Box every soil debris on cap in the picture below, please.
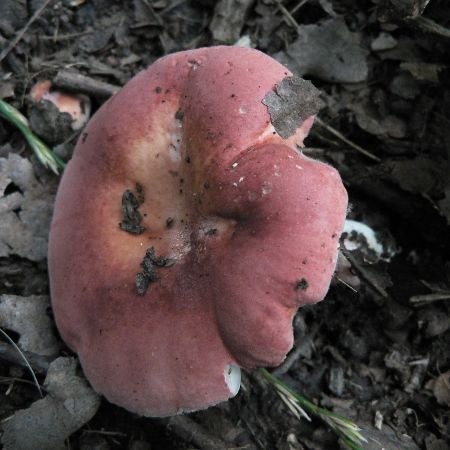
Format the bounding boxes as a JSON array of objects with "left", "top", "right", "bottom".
[
  {"left": 135, "top": 246, "right": 174, "bottom": 296},
  {"left": 135, "top": 272, "right": 151, "bottom": 296},
  {"left": 166, "top": 217, "right": 174, "bottom": 228},
  {"left": 262, "top": 76, "right": 323, "bottom": 139},
  {"left": 119, "top": 183, "right": 146, "bottom": 235},
  {"left": 295, "top": 278, "right": 309, "bottom": 290}
]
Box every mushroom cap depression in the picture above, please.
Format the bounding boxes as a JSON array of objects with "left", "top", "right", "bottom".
[{"left": 49, "top": 46, "right": 348, "bottom": 417}]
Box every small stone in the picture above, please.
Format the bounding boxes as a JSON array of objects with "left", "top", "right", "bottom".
[
  {"left": 390, "top": 72, "right": 420, "bottom": 100},
  {"left": 371, "top": 32, "right": 398, "bottom": 52},
  {"left": 328, "top": 366, "right": 345, "bottom": 396}
]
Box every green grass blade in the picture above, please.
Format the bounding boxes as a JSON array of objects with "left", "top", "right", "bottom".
[{"left": 0, "top": 100, "right": 66, "bottom": 174}]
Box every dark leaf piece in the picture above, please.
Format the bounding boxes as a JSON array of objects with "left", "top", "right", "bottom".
[
  {"left": 377, "top": 0, "right": 431, "bottom": 21},
  {"left": 274, "top": 19, "right": 369, "bottom": 84},
  {"left": 263, "top": 76, "right": 322, "bottom": 139}
]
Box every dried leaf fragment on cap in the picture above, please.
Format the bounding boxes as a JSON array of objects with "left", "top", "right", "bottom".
[{"left": 263, "top": 76, "right": 323, "bottom": 139}]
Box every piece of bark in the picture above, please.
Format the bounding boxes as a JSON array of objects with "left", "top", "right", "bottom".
[
  {"left": 167, "top": 416, "right": 227, "bottom": 450},
  {"left": 53, "top": 70, "right": 120, "bottom": 99}
]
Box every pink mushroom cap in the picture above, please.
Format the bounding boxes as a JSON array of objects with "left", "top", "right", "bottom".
[
  {"left": 49, "top": 46, "right": 348, "bottom": 416},
  {"left": 31, "top": 80, "right": 90, "bottom": 130}
]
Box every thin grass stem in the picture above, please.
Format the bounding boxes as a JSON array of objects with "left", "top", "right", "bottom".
[{"left": 260, "top": 368, "right": 366, "bottom": 450}]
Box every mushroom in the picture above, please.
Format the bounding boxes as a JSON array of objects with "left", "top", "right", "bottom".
[
  {"left": 31, "top": 80, "right": 91, "bottom": 131},
  {"left": 49, "top": 46, "right": 348, "bottom": 416}
]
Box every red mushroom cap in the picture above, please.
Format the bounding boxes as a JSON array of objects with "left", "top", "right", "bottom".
[{"left": 49, "top": 46, "right": 348, "bottom": 416}]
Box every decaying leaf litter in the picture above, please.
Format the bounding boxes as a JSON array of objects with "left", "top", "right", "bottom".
[{"left": 0, "top": 0, "right": 449, "bottom": 449}]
